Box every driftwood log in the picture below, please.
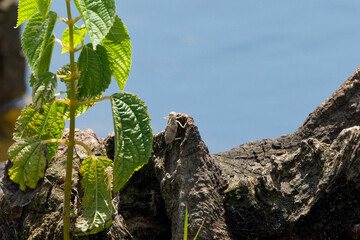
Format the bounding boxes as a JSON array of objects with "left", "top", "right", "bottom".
[{"left": 2, "top": 67, "right": 360, "bottom": 239}]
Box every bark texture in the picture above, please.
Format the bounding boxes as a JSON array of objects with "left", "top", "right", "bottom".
[
  {"left": 213, "top": 67, "right": 360, "bottom": 239},
  {"left": 2, "top": 68, "right": 360, "bottom": 239}
]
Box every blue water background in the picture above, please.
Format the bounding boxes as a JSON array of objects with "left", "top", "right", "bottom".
[{"left": 24, "top": 0, "right": 360, "bottom": 153}]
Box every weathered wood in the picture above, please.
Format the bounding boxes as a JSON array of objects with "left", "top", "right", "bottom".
[
  {"left": 2, "top": 67, "right": 360, "bottom": 239},
  {"left": 213, "top": 67, "right": 360, "bottom": 239}
]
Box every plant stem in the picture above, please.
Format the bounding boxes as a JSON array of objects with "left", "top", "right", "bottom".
[{"left": 63, "top": 0, "right": 77, "bottom": 239}]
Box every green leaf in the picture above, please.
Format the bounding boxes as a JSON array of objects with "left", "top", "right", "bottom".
[
  {"left": 74, "top": 0, "right": 116, "bottom": 48},
  {"left": 61, "top": 25, "right": 87, "bottom": 54},
  {"left": 77, "top": 44, "right": 112, "bottom": 99},
  {"left": 22, "top": 12, "right": 57, "bottom": 78},
  {"left": 37, "top": 0, "right": 53, "bottom": 18},
  {"left": 101, "top": 16, "right": 132, "bottom": 91},
  {"left": 110, "top": 92, "right": 153, "bottom": 193},
  {"left": 37, "top": 34, "right": 56, "bottom": 76},
  {"left": 32, "top": 72, "right": 57, "bottom": 110},
  {"left": 8, "top": 138, "right": 47, "bottom": 191},
  {"left": 75, "top": 157, "right": 114, "bottom": 235},
  {"left": 16, "top": 0, "right": 38, "bottom": 28},
  {"left": 14, "top": 102, "right": 65, "bottom": 160}
]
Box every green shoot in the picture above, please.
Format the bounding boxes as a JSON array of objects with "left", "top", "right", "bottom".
[
  {"left": 10, "top": 0, "right": 153, "bottom": 239},
  {"left": 184, "top": 206, "right": 206, "bottom": 240}
]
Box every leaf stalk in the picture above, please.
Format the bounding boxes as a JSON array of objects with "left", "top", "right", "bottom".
[
  {"left": 41, "top": 139, "right": 97, "bottom": 160},
  {"left": 74, "top": 141, "right": 97, "bottom": 159},
  {"left": 57, "top": 16, "right": 68, "bottom": 24},
  {"left": 42, "top": 138, "right": 69, "bottom": 145},
  {"left": 54, "top": 98, "right": 70, "bottom": 106},
  {"left": 55, "top": 38, "right": 65, "bottom": 48},
  {"left": 72, "top": 16, "right": 82, "bottom": 24}
]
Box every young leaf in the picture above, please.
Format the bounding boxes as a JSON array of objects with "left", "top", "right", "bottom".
[
  {"left": 32, "top": 72, "right": 57, "bottom": 110},
  {"left": 75, "top": 157, "right": 114, "bottom": 235},
  {"left": 77, "top": 44, "right": 112, "bottom": 99},
  {"left": 22, "top": 12, "right": 57, "bottom": 78},
  {"left": 101, "top": 16, "right": 132, "bottom": 91},
  {"left": 57, "top": 64, "right": 72, "bottom": 89},
  {"left": 37, "top": 0, "right": 53, "bottom": 19},
  {"left": 61, "top": 25, "right": 87, "bottom": 54},
  {"left": 7, "top": 138, "right": 47, "bottom": 191},
  {"left": 16, "top": 0, "right": 38, "bottom": 28},
  {"left": 110, "top": 92, "right": 153, "bottom": 193},
  {"left": 74, "top": 0, "right": 116, "bottom": 49},
  {"left": 14, "top": 102, "right": 65, "bottom": 160}
]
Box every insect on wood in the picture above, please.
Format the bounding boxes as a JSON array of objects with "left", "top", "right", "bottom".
[{"left": 164, "top": 111, "right": 187, "bottom": 144}]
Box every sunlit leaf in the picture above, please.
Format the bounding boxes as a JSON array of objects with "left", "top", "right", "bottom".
[
  {"left": 110, "top": 92, "right": 153, "bottom": 193},
  {"left": 102, "top": 16, "right": 132, "bottom": 91},
  {"left": 37, "top": 0, "right": 53, "bottom": 18},
  {"left": 77, "top": 44, "right": 112, "bottom": 99},
  {"left": 75, "top": 157, "right": 114, "bottom": 235},
  {"left": 74, "top": 0, "right": 116, "bottom": 49},
  {"left": 61, "top": 25, "right": 87, "bottom": 54},
  {"left": 8, "top": 138, "right": 47, "bottom": 191},
  {"left": 14, "top": 102, "right": 65, "bottom": 160},
  {"left": 22, "top": 12, "right": 57, "bottom": 78},
  {"left": 16, "top": 0, "right": 38, "bottom": 28},
  {"left": 32, "top": 72, "right": 57, "bottom": 110}
]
